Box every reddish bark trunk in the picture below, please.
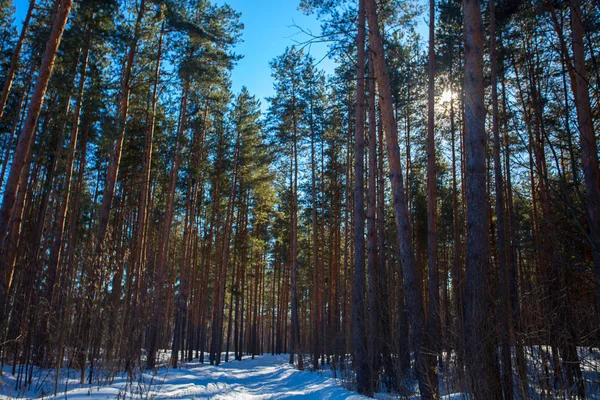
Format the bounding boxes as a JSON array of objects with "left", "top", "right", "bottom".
[
  {"left": 0, "top": 0, "right": 73, "bottom": 328},
  {"left": 364, "top": 0, "right": 438, "bottom": 397},
  {"left": 570, "top": 0, "right": 600, "bottom": 314}
]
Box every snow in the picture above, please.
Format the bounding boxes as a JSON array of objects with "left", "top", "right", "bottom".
[
  {"left": 0, "top": 354, "right": 368, "bottom": 399},
  {"left": 8, "top": 346, "right": 596, "bottom": 399}
]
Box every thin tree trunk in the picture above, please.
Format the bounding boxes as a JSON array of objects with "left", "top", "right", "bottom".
[
  {"left": 366, "top": 53, "right": 380, "bottom": 389},
  {"left": 225, "top": 215, "right": 240, "bottom": 362},
  {"left": 310, "top": 89, "right": 320, "bottom": 370},
  {"left": 289, "top": 71, "right": 303, "bottom": 371},
  {"left": 209, "top": 131, "right": 240, "bottom": 366},
  {"left": 489, "top": 3, "right": 513, "bottom": 398},
  {"left": 352, "top": 0, "right": 370, "bottom": 394},
  {"left": 46, "top": 32, "right": 92, "bottom": 308},
  {"left": 500, "top": 71, "right": 529, "bottom": 399},
  {"left": 449, "top": 70, "right": 465, "bottom": 382},
  {"left": 427, "top": 0, "right": 440, "bottom": 357},
  {"left": 136, "top": 20, "right": 164, "bottom": 370},
  {"left": 165, "top": 81, "right": 190, "bottom": 368},
  {"left": 94, "top": 0, "right": 146, "bottom": 259}
]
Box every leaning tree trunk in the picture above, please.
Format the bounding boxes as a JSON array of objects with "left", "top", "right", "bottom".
[
  {"left": 93, "top": 0, "right": 146, "bottom": 261},
  {"left": 0, "top": 0, "right": 73, "bottom": 331},
  {"left": 364, "top": 0, "right": 438, "bottom": 397}
]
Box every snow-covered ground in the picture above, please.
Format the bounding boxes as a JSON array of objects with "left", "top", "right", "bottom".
[
  {"left": 0, "top": 354, "right": 368, "bottom": 399},
  {"left": 2, "top": 347, "right": 597, "bottom": 398}
]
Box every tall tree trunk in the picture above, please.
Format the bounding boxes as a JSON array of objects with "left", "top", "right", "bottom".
[
  {"left": 310, "top": 91, "right": 320, "bottom": 370},
  {"left": 200, "top": 124, "right": 224, "bottom": 364},
  {"left": 163, "top": 81, "right": 189, "bottom": 368},
  {"left": 82, "top": 4, "right": 146, "bottom": 369},
  {"left": 500, "top": 72, "right": 529, "bottom": 399},
  {"left": 209, "top": 129, "right": 240, "bottom": 366},
  {"left": 140, "top": 21, "right": 164, "bottom": 370},
  {"left": 93, "top": 0, "right": 146, "bottom": 260},
  {"left": 364, "top": 0, "right": 438, "bottom": 397},
  {"left": 225, "top": 212, "right": 241, "bottom": 362},
  {"left": 366, "top": 54, "right": 380, "bottom": 390},
  {"left": 570, "top": 0, "right": 600, "bottom": 313},
  {"left": 376, "top": 107, "right": 396, "bottom": 385},
  {"left": 449, "top": 71, "right": 465, "bottom": 381},
  {"left": 462, "top": 0, "right": 502, "bottom": 397},
  {"left": 352, "top": 0, "right": 370, "bottom": 394},
  {"left": 46, "top": 32, "right": 92, "bottom": 308},
  {"left": 289, "top": 73, "right": 303, "bottom": 371},
  {"left": 489, "top": 3, "right": 513, "bottom": 398},
  {"left": 138, "top": 21, "right": 164, "bottom": 369},
  {"left": 427, "top": 0, "right": 440, "bottom": 356},
  {"left": 0, "top": 0, "right": 73, "bottom": 330}
]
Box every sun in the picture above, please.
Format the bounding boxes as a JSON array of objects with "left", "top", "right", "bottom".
[{"left": 439, "top": 89, "right": 453, "bottom": 104}]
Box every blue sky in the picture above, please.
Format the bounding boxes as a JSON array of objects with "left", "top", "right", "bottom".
[
  {"left": 215, "top": 0, "right": 338, "bottom": 109},
  {"left": 12, "top": 0, "right": 338, "bottom": 112}
]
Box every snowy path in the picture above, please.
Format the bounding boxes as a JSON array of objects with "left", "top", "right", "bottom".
[
  {"left": 145, "top": 355, "right": 365, "bottom": 399},
  {"left": 1, "top": 354, "right": 367, "bottom": 399}
]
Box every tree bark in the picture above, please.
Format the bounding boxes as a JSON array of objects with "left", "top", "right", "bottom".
[
  {"left": 352, "top": 0, "right": 370, "bottom": 394},
  {"left": 289, "top": 66, "right": 303, "bottom": 371},
  {"left": 94, "top": 0, "right": 146, "bottom": 259},
  {"left": 569, "top": 0, "right": 600, "bottom": 313},
  {"left": 209, "top": 127, "right": 240, "bottom": 366},
  {"left": 364, "top": 0, "right": 438, "bottom": 397},
  {"left": 449, "top": 71, "right": 465, "bottom": 380},
  {"left": 489, "top": 3, "right": 513, "bottom": 398},
  {"left": 0, "top": 0, "right": 73, "bottom": 330},
  {"left": 140, "top": 21, "right": 164, "bottom": 369},
  {"left": 366, "top": 53, "right": 380, "bottom": 390},
  {"left": 46, "top": 33, "right": 92, "bottom": 308},
  {"left": 427, "top": 0, "right": 440, "bottom": 356},
  {"left": 164, "top": 81, "right": 189, "bottom": 368},
  {"left": 309, "top": 86, "right": 320, "bottom": 370},
  {"left": 462, "top": 0, "right": 502, "bottom": 397}
]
